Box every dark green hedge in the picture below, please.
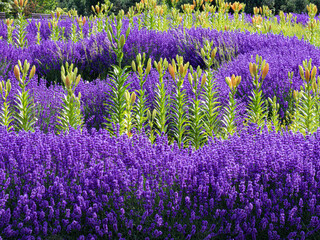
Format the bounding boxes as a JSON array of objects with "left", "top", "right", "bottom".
[{"left": 57, "top": 0, "right": 320, "bottom": 16}]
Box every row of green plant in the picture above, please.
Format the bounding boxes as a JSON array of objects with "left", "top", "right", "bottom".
[
  {"left": 2, "top": 23, "right": 320, "bottom": 150},
  {"left": 3, "top": 0, "right": 320, "bottom": 50},
  {"left": 0, "top": 59, "right": 83, "bottom": 134}
]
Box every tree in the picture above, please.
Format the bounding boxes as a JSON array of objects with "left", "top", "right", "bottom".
[{"left": 0, "top": 0, "right": 12, "bottom": 13}]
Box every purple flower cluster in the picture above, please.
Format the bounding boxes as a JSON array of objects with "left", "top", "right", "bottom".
[{"left": 0, "top": 127, "right": 320, "bottom": 238}]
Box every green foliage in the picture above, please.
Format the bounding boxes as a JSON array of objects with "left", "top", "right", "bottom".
[
  {"left": 169, "top": 56, "right": 189, "bottom": 147},
  {"left": 245, "top": 55, "right": 269, "bottom": 129},
  {"left": 103, "top": 11, "right": 132, "bottom": 135},
  {"left": 124, "top": 90, "right": 136, "bottom": 136},
  {"left": 187, "top": 66, "right": 206, "bottom": 149},
  {"left": 35, "top": 22, "right": 41, "bottom": 45},
  {"left": 13, "top": 60, "right": 37, "bottom": 132},
  {"left": 15, "top": 15, "right": 28, "bottom": 48},
  {"left": 147, "top": 109, "right": 157, "bottom": 143},
  {"left": 200, "top": 40, "right": 221, "bottom": 139},
  {"left": 14, "top": 0, "right": 28, "bottom": 49},
  {"left": 104, "top": 65, "right": 131, "bottom": 135},
  {"left": 39, "top": 0, "right": 58, "bottom": 12},
  {"left": 222, "top": 74, "right": 241, "bottom": 137},
  {"left": 57, "top": 0, "right": 87, "bottom": 15},
  {"left": 267, "top": 96, "right": 281, "bottom": 132},
  {"left": 290, "top": 59, "right": 319, "bottom": 135},
  {"left": 0, "top": 0, "right": 12, "bottom": 13},
  {"left": 57, "top": 62, "right": 84, "bottom": 133},
  {"left": 107, "top": 10, "right": 131, "bottom": 67},
  {"left": 49, "top": 14, "right": 63, "bottom": 42},
  {"left": 154, "top": 58, "right": 170, "bottom": 136},
  {"left": 0, "top": 80, "right": 13, "bottom": 132},
  {"left": 132, "top": 53, "right": 152, "bottom": 133}
]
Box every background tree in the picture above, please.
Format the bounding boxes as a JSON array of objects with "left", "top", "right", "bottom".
[{"left": 0, "top": 0, "right": 12, "bottom": 13}]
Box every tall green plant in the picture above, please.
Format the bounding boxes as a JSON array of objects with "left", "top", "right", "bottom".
[
  {"left": 291, "top": 59, "right": 318, "bottom": 135},
  {"left": 107, "top": 10, "right": 131, "bottom": 68},
  {"left": 104, "top": 10, "right": 131, "bottom": 135},
  {"left": 0, "top": 80, "right": 13, "bottom": 132},
  {"left": 222, "top": 74, "right": 241, "bottom": 137},
  {"left": 169, "top": 55, "right": 189, "bottom": 147},
  {"left": 124, "top": 90, "right": 136, "bottom": 137},
  {"left": 188, "top": 66, "right": 207, "bottom": 149},
  {"left": 131, "top": 53, "right": 152, "bottom": 133},
  {"left": 154, "top": 58, "right": 170, "bottom": 136},
  {"left": 147, "top": 109, "right": 157, "bottom": 144},
  {"left": 57, "top": 62, "right": 83, "bottom": 133},
  {"left": 77, "top": 16, "right": 86, "bottom": 40},
  {"left": 13, "top": 60, "right": 37, "bottom": 132},
  {"left": 104, "top": 66, "right": 131, "bottom": 135},
  {"left": 245, "top": 55, "right": 269, "bottom": 129},
  {"left": 49, "top": 11, "right": 67, "bottom": 42},
  {"left": 200, "top": 40, "right": 221, "bottom": 138},
  {"left": 35, "top": 21, "right": 41, "bottom": 45},
  {"left": 6, "top": 19, "right": 14, "bottom": 45},
  {"left": 14, "top": 0, "right": 28, "bottom": 48},
  {"left": 267, "top": 96, "right": 281, "bottom": 132}
]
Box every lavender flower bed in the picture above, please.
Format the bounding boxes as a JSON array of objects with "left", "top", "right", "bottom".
[
  {"left": 0, "top": 127, "right": 319, "bottom": 239},
  {"left": 2, "top": 6, "right": 320, "bottom": 238}
]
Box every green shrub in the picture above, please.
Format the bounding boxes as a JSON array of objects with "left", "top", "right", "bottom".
[{"left": 0, "top": 0, "right": 12, "bottom": 13}]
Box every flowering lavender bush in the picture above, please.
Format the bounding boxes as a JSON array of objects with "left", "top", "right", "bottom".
[{"left": 0, "top": 127, "right": 320, "bottom": 239}]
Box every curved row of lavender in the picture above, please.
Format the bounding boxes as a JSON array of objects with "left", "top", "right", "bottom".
[{"left": 0, "top": 127, "right": 320, "bottom": 239}]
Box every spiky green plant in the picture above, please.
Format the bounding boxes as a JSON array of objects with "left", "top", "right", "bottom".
[
  {"left": 169, "top": 55, "right": 189, "bottom": 147},
  {"left": 6, "top": 19, "right": 14, "bottom": 45},
  {"left": 154, "top": 58, "right": 170, "bottom": 136},
  {"left": 245, "top": 55, "right": 269, "bottom": 129},
  {"left": 35, "top": 22, "right": 42, "bottom": 45},
  {"left": 147, "top": 109, "right": 157, "bottom": 144},
  {"left": 290, "top": 59, "right": 318, "bottom": 135},
  {"left": 188, "top": 66, "right": 207, "bottom": 149},
  {"left": 104, "top": 10, "right": 131, "bottom": 135},
  {"left": 92, "top": 1, "right": 113, "bottom": 33},
  {"left": 49, "top": 12, "right": 62, "bottom": 42},
  {"left": 200, "top": 40, "right": 221, "bottom": 139},
  {"left": 70, "top": 20, "right": 78, "bottom": 43},
  {"left": 13, "top": 60, "right": 37, "bottom": 132},
  {"left": 267, "top": 96, "right": 281, "bottom": 132},
  {"left": 77, "top": 16, "right": 86, "bottom": 40},
  {"left": 104, "top": 65, "right": 131, "bottom": 135},
  {"left": 0, "top": 80, "right": 13, "bottom": 132},
  {"left": 222, "top": 74, "right": 241, "bottom": 138},
  {"left": 14, "top": 0, "right": 28, "bottom": 48},
  {"left": 132, "top": 53, "right": 152, "bottom": 133},
  {"left": 124, "top": 90, "right": 136, "bottom": 137},
  {"left": 107, "top": 10, "right": 131, "bottom": 68},
  {"left": 56, "top": 62, "right": 83, "bottom": 133}
]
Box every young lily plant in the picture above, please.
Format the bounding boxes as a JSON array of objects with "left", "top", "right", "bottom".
[
  {"left": 169, "top": 55, "right": 189, "bottom": 147},
  {"left": 200, "top": 40, "right": 221, "bottom": 139},
  {"left": 57, "top": 62, "right": 83, "bottom": 134},
  {"left": 291, "top": 59, "right": 319, "bottom": 135},
  {"left": 124, "top": 90, "right": 136, "bottom": 137},
  {"left": 188, "top": 66, "right": 207, "bottom": 149},
  {"left": 131, "top": 53, "right": 152, "bottom": 133},
  {"left": 154, "top": 58, "right": 170, "bottom": 137},
  {"left": 222, "top": 74, "right": 241, "bottom": 138},
  {"left": 14, "top": 0, "right": 28, "bottom": 48},
  {"left": 245, "top": 55, "right": 269, "bottom": 129},
  {"left": 14, "top": 60, "right": 37, "bottom": 132},
  {"left": 0, "top": 80, "right": 13, "bottom": 132}
]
